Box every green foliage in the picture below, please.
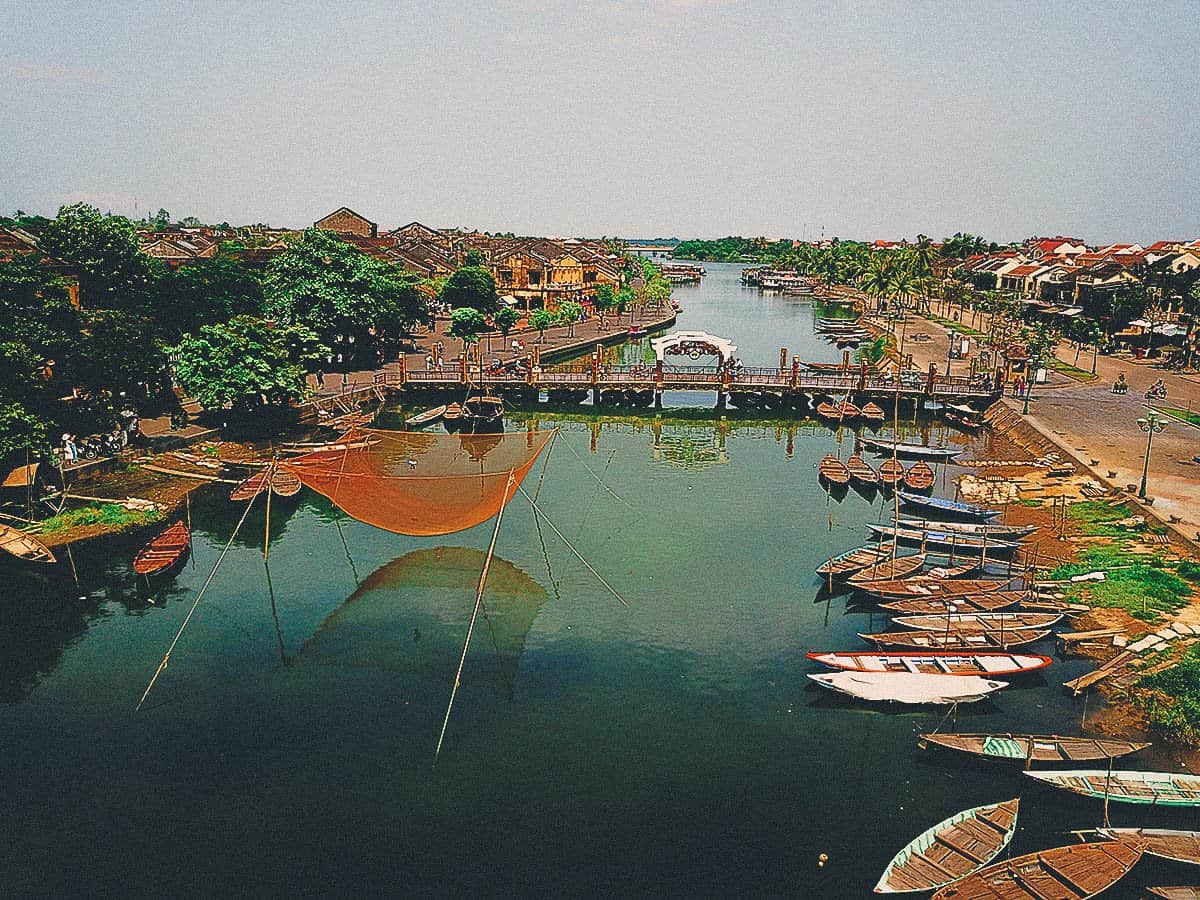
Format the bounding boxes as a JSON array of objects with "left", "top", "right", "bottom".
[
  {"left": 0, "top": 399, "right": 50, "bottom": 457},
  {"left": 171, "top": 316, "right": 325, "bottom": 412},
  {"left": 856, "top": 334, "right": 890, "bottom": 364},
  {"left": 615, "top": 288, "right": 636, "bottom": 312},
  {"left": 441, "top": 265, "right": 498, "bottom": 314},
  {"left": 264, "top": 229, "right": 428, "bottom": 355},
  {"left": 463, "top": 249, "right": 486, "bottom": 267},
  {"left": 154, "top": 253, "right": 264, "bottom": 339},
  {"left": 38, "top": 502, "right": 162, "bottom": 537},
  {"left": 38, "top": 203, "right": 160, "bottom": 310},
  {"left": 493, "top": 305, "right": 519, "bottom": 336},
  {"left": 557, "top": 301, "right": 584, "bottom": 336},
  {"left": 672, "top": 236, "right": 789, "bottom": 262},
  {"left": 592, "top": 283, "right": 617, "bottom": 313},
  {"left": 447, "top": 307, "right": 486, "bottom": 345},
  {"left": 72, "top": 309, "right": 168, "bottom": 399},
  {"left": 1136, "top": 645, "right": 1200, "bottom": 746},
  {"left": 529, "top": 308, "right": 555, "bottom": 340},
  {"left": 1063, "top": 501, "right": 1138, "bottom": 538},
  {"left": 1175, "top": 560, "right": 1200, "bottom": 582},
  {"left": 1049, "top": 544, "right": 1190, "bottom": 623}
]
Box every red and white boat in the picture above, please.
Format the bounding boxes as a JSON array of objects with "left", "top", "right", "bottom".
[{"left": 806, "top": 650, "right": 1051, "bottom": 678}]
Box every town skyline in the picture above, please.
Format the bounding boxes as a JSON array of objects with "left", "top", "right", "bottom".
[{"left": 3, "top": 1, "right": 1199, "bottom": 243}]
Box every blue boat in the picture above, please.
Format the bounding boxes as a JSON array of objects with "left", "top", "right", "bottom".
[{"left": 895, "top": 490, "right": 1000, "bottom": 521}]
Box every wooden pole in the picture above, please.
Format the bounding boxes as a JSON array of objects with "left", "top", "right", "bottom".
[
  {"left": 65, "top": 541, "right": 79, "bottom": 587},
  {"left": 263, "top": 465, "right": 273, "bottom": 560}
]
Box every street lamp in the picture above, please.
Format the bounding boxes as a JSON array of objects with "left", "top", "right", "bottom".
[{"left": 1136, "top": 413, "right": 1167, "bottom": 499}]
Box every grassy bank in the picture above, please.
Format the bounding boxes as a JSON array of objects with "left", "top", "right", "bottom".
[
  {"left": 1132, "top": 644, "right": 1200, "bottom": 745},
  {"left": 1152, "top": 404, "right": 1200, "bottom": 429},
  {"left": 38, "top": 503, "right": 161, "bottom": 538}
]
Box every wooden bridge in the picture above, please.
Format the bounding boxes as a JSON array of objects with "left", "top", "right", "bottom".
[{"left": 372, "top": 346, "right": 1001, "bottom": 408}]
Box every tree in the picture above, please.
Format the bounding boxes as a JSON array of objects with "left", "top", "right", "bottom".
[
  {"left": 171, "top": 316, "right": 325, "bottom": 413},
  {"left": 558, "top": 300, "right": 584, "bottom": 337},
  {"left": 529, "top": 308, "right": 555, "bottom": 343},
  {"left": 615, "top": 287, "right": 636, "bottom": 313},
  {"left": 441, "top": 266, "right": 498, "bottom": 314},
  {"left": 463, "top": 249, "right": 486, "bottom": 267},
  {"left": 493, "top": 305, "right": 520, "bottom": 346},
  {"left": 70, "top": 309, "right": 169, "bottom": 401},
  {"left": 0, "top": 399, "right": 49, "bottom": 459},
  {"left": 447, "top": 307, "right": 486, "bottom": 358},
  {"left": 264, "top": 229, "right": 428, "bottom": 361},
  {"left": 154, "top": 253, "right": 264, "bottom": 340},
  {"left": 152, "top": 209, "right": 171, "bottom": 229},
  {"left": 38, "top": 204, "right": 161, "bottom": 310}
]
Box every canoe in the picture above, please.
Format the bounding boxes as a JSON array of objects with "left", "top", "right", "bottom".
[
  {"left": 406, "top": 404, "right": 447, "bottom": 425},
  {"left": 818, "top": 454, "right": 851, "bottom": 486},
  {"left": 897, "top": 517, "right": 1037, "bottom": 539},
  {"left": 931, "top": 840, "right": 1143, "bottom": 900},
  {"left": 903, "top": 460, "right": 935, "bottom": 492},
  {"left": 1025, "top": 770, "right": 1200, "bottom": 807},
  {"left": 846, "top": 455, "right": 878, "bottom": 485},
  {"left": 808, "top": 671, "right": 1006, "bottom": 704},
  {"left": 0, "top": 523, "right": 56, "bottom": 564},
  {"left": 816, "top": 402, "right": 844, "bottom": 422},
  {"left": 443, "top": 402, "right": 464, "bottom": 426},
  {"left": 462, "top": 394, "right": 504, "bottom": 427},
  {"left": 896, "top": 491, "right": 999, "bottom": 521},
  {"left": 231, "top": 468, "right": 301, "bottom": 501},
  {"left": 1149, "top": 889, "right": 1200, "bottom": 900},
  {"left": 861, "top": 402, "right": 885, "bottom": 423},
  {"left": 893, "top": 612, "right": 1064, "bottom": 632},
  {"left": 874, "top": 798, "right": 1019, "bottom": 893},
  {"left": 879, "top": 457, "right": 905, "bottom": 487},
  {"left": 230, "top": 470, "right": 269, "bottom": 502},
  {"left": 816, "top": 543, "right": 896, "bottom": 579},
  {"left": 1096, "top": 828, "right": 1200, "bottom": 864},
  {"left": 861, "top": 438, "right": 960, "bottom": 460},
  {"left": 867, "top": 523, "right": 1020, "bottom": 552},
  {"left": 852, "top": 578, "right": 1015, "bottom": 600},
  {"left": 837, "top": 400, "right": 861, "bottom": 419},
  {"left": 809, "top": 651, "right": 1051, "bottom": 678},
  {"left": 269, "top": 468, "right": 302, "bottom": 497},
  {"left": 880, "top": 591, "right": 1027, "bottom": 615},
  {"left": 920, "top": 733, "right": 1150, "bottom": 764},
  {"left": 132, "top": 520, "right": 190, "bottom": 576},
  {"left": 860, "top": 628, "right": 1051, "bottom": 651},
  {"left": 846, "top": 553, "right": 927, "bottom": 585}
]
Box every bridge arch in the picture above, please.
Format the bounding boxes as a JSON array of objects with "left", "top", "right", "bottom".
[{"left": 650, "top": 331, "right": 738, "bottom": 365}]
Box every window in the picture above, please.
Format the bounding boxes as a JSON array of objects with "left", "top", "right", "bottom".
[{"left": 529, "top": 270, "right": 542, "bottom": 285}]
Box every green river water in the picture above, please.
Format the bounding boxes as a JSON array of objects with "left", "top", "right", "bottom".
[{"left": 0, "top": 263, "right": 1191, "bottom": 897}]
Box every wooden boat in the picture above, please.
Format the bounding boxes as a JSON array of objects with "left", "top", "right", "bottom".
[
  {"left": 846, "top": 552, "right": 927, "bottom": 584},
  {"left": 132, "top": 520, "right": 191, "bottom": 577},
  {"left": 808, "top": 671, "right": 1006, "bottom": 704},
  {"left": 442, "top": 402, "right": 464, "bottom": 429},
  {"left": 269, "top": 467, "right": 302, "bottom": 497},
  {"left": 903, "top": 460, "right": 935, "bottom": 492},
  {"left": 461, "top": 394, "right": 504, "bottom": 430},
  {"left": 1149, "top": 888, "right": 1200, "bottom": 900},
  {"left": 406, "top": 404, "right": 447, "bottom": 426},
  {"left": 852, "top": 578, "right": 1014, "bottom": 600},
  {"left": 815, "top": 543, "right": 895, "bottom": 579},
  {"left": 896, "top": 491, "right": 999, "bottom": 521},
  {"left": 0, "top": 522, "right": 56, "bottom": 564},
  {"left": 892, "top": 612, "right": 1064, "bottom": 632},
  {"left": 944, "top": 403, "right": 984, "bottom": 430},
  {"left": 931, "top": 840, "right": 1143, "bottom": 900},
  {"left": 809, "top": 651, "right": 1050, "bottom": 678},
  {"left": 816, "top": 402, "right": 844, "bottom": 422},
  {"left": 860, "top": 628, "right": 1051, "bottom": 651},
  {"left": 867, "top": 523, "right": 1020, "bottom": 553},
  {"left": 836, "top": 399, "right": 861, "bottom": 419},
  {"left": 920, "top": 733, "right": 1150, "bottom": 764},
  {"left": 879, "top": 458, "right": 905, "bottom": 487},
  {"left": 231, "top": 467, "right": 301, "bottom": 501},
  {"left": 874, "top": 798, "right": 1019, "bottom": 893},
  {"left": 861, "top": 437, "right": 960, "bottom": 460},
  {"left": 1096, "top": 828, "right": 1200, "bottom": 865},
  {"left": 818, "top": 454, "right": 851, "bottom": 485},
  {"left": 861, "top": 402, "right": 886, "bottom": 424},
  {"left": 230, "top": 470, "right": 269, "bottom": 502},
  {"left": 923, "top": 561, "right": 982, "bottom": 579},
  {"left": 897, "top": 517, "right": 1037, "bottom": 539},
  {"left": 846, "top": 454, "right": 879, "bottom": 485},
  {"left": 880, "top": 591, "right": 1027, "bottom": 615},
  {"left": 1025, "top": 770, "right": 1200, "bottom": 807}
]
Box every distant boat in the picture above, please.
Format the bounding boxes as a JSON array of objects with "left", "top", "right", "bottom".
[
  {"left": 808, "top": 651, "right": 1050, "bottom": 678},
  {"left": 878, "top": 458, "right": 905, "bottom": 488},
  {"left": 861, "top": 402, "right": 886, "bottom": 424},
  {"left": 0, "top": 522, "right": 56, "bottom": 564},
  {"left": 818, "top": 454, "right": 851, "bottom": 486},
  {"left": 406, "top": 404, "right": 447, "bottom": 426},
  {"left": 442, "top": 402, "right": 464, "bottom": 430},
  {"left": 836, "top": 399, "right": 861, "bottom": 419},
  {"left": 895, "top": 491, "right": 999, "bottom": 521},
  {"left": 880, "top": 591, "right": 1027, "bottom": 615},
  {"left": 896, "top": 517, "right": 1036, "bottom": 539},
  {"left": 874, "top": 798, "right": 1019, "bottom": 894},
  {"left": 815, "top": 543, "right": 895, "bottom": 579},
  {"left": 132, "top": 520, "right": 191, "bottom": 578},
  {"left": 930, "top": 840, "right": 1143, "bottom": 900},
  {"left": 919, "top": 733, "right": 1150, "bottom": 764},
  {"left": 892, "top": 612, "right": 1063, "bottom": 632},
  {"left": 846, "top": 552, "right": 927, "bottom": 584},
  {"left": 860, "top": 628, "right": 1051, "bottom": 651},
  {"left": 903, "top": 460, "right": 935, "bottom": 492},
  {"left": 866, "top": 523, "right": 1020, "bottom": 553},
  {"left": 944, "top": 403, "right": 984, "bottom": 430},
  {"left": 808, "top": 671, "right": 1006, "bottom": 704},
  {"left": 861, "top": 438, "right": 960, "bottom": 460},
  {"left": 231, "top": 467, "right": 302, "bottom": 501},
  {"left": 461, "top": 394, "right": 504, "bottom": 432},
  {"left": 1026, "top": 770, "right": 1200, "bottom": 807},
  {"left": 846, "top": 454, "right": 878, "bottom": 485},
  {"left": 852, "top": 577, "right": 1015, "bottom": 600},
  {"left": 1096, "top": 828, "right": 1200, "bottom": 865},
  {"left": 268, "top": 467, "right": 302, "bottom": 497},
  {"left": 816, "top": 402, "right": 844, "bottom": 422}
]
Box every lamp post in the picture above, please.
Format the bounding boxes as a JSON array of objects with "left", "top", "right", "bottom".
[
  {"left": 1136, "top": 412, "right": 1167, "bottom": 499},
  {"left": 1021, "top": 357, "right": 1037, "bottom": 415}
]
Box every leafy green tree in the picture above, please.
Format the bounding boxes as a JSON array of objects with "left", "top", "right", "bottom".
[
  {"left": 154, "top": 253, "right": 264, "bottom": 340},
  {"left": 463, "top": 249, "right": 486, "bottom": 267},
  {"left": 441, "top": 265, "right": 498, "bottom": 314},
  {"left": 447, "top": 307, "right": 487, "bottom": 357},
  {"left": 264, "top": 229, "right": 428, "bottom": 360},
  {"left": 557, "top": 300, "right": 584, "bottom": 337},
  {"left": 529, "top": 308, "right": 556, "bottom": 343},
  {"left": 38, "top": 203, "right": 161, "bottom": 310},
  {"left": 0, "top": 399, "right": 50, "bottom": 458},
  {"left": 493, "top": 305, "right": 520, "bottom": 345},
  {"left": 71, "top": 309, "right": 169, "bottom": 400},
  {"left": 171, "top": 316, "right": 325, "bottom": 412},
  {"left": 152, "top": 209, "right": 171, "bottom": 229},
  {"left": 593, "top": 284, "right": 617, "bottom": 315},
  {"left": 615, "top": 287, "right": 636, "bottom": 313}
]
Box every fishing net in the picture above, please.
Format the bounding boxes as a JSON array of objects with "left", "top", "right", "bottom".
[{"left": 281, "top": 428, "right": 554, "bottom": 536}]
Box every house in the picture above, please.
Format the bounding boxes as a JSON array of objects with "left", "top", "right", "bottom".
[
  {"left": 314, "top": 207, "right": 378, "bottom": 238},
  {"left": 0, "top": 227, "right": 82, "bottom": 307},
  {"left": 388, "top": 221, "right": 443, "bottom": 244}
]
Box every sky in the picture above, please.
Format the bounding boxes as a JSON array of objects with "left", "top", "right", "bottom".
[{"left": 2, "top": 0, "right": 1198, "bottom": 244}]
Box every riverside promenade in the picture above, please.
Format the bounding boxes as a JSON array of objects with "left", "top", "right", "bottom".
[{"left": 875, "top": 303, "right": 1200, "bottom": 545}]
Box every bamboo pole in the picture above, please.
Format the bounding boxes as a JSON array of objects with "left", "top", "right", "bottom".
[{"left": 264, "top": 464, "right": 273, "bottom": 560}]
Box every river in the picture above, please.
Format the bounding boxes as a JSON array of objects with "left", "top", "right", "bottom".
[{"left": 0, "top": 262, "right": 1189, "bottom": 897}]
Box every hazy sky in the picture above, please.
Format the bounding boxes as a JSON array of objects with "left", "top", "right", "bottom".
[{"left": 3, "top": 1, "right": 1198, "bottom": 243}]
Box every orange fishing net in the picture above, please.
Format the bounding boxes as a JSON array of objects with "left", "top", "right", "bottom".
[{"left": 281, "top": 429, "right": 554, "bottom": 536}]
